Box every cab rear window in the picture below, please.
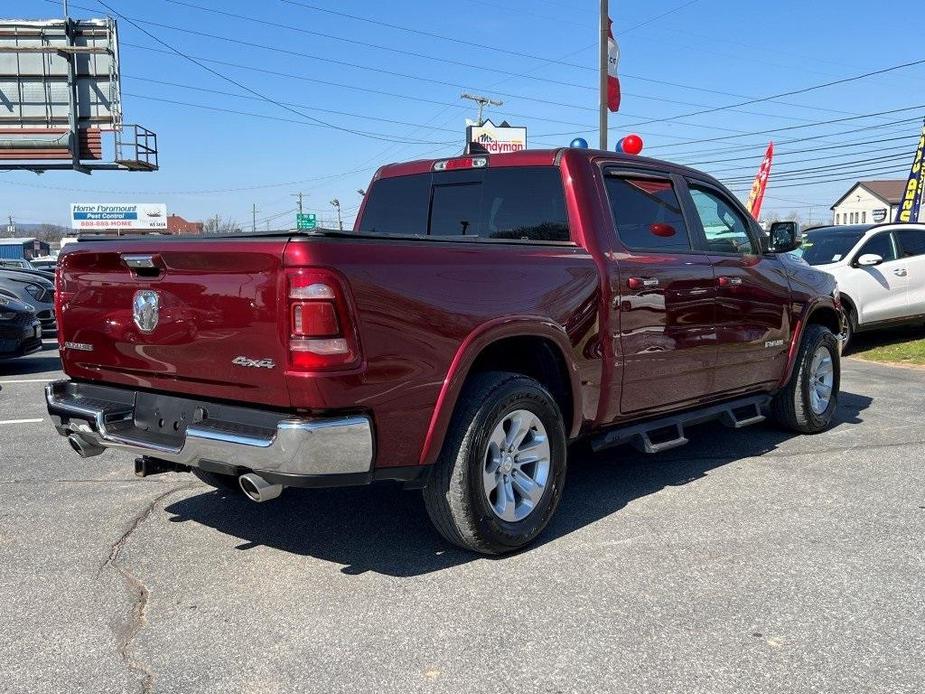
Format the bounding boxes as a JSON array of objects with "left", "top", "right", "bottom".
[{"left": 358, "top": 167, "right": 571, "bottom": 242}]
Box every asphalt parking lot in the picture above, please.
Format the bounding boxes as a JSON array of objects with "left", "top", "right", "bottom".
[{"left": 0, "top": 341, "right": 922, "bottom": 694}]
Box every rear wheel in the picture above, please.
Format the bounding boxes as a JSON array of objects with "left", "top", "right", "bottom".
[
  {"left": 192, "top": 468, "right": 240, "bottom": 493},
  {"left": 772, "top": 324, "right": 840, "bottom": 434},
  {"left": 423, "top": 371, "right": 567, "bottom": 555}
]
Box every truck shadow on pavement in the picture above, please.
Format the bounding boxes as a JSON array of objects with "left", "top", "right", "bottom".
[{"left": 163, "top": 390, "right": 872, "bottom": 577}]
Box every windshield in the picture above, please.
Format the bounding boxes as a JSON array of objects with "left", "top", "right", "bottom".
[{"left": 800, "top": 229, "right": 865, "bottom": 266}]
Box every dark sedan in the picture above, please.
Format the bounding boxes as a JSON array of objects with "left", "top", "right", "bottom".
[
  {"left": 0, "top": 295, "right": 42, "bottom": 360},
  {"left": 0, "top": 270, "right": 55, "bottom": 332}
]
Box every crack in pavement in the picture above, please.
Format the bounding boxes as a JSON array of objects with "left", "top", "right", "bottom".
[{"left": 97, "top": 483, "right": 198, "bottom": 694}]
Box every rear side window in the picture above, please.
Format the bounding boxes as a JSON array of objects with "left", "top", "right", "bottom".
[
  {"left": 358, "top": 167, "right": 571, "bottom": 242},
  {"left": 604, "top": 175, "right": 691, "bottom": 251},
  {"left": 857, "top": 233, "right": 897, "bottom": 262},
  {"left": 898, "top": 229, "right": 925, "bottom": 257},
  {"left": 358, "top": 174, "right": 429, "bottom": 234},
  {"left": 430, "top": 183, "right": 481, "bottom": 236},
  {"left": 479, "top": 168, "right": 570, "bottom": 241}
]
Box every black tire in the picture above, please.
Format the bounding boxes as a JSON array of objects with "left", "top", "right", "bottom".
[
  {"left": 771, "top": 324, "right": 840, "bottom": 434},
  {"left": 192, "top": 467, "right": 241, "bottom": 493},
  {"left": 842, "top": 304, "right": 856, "bottom": 353},
  {"left": 423, "top": 371, "right": 568, "bottom": 555}
]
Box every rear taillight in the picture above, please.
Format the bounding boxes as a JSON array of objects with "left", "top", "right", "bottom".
[{"left": 286, "top": 269, "right": 360, "bottom": 370}]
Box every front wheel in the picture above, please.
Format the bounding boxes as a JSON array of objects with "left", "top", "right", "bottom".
[
  {"left": 423, "top": 371, "right": 568, "bottom": 555},
  {"left": 842, "top": 305, "right": 856, "bottom": 352},
  {"left": 771, "top": 324, "right": 840, "bottom": 434}
]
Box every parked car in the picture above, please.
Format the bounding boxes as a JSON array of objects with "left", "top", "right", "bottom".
[
  {"left": 0, "top": 295, "right": 42, "bottom": 360},
  {"left": 0, "top": 266, "right": 56, "bottom": 283},
  {"left": 800, "top": 223, "right": 925, "bottom": 347},
  {"left": 45, "top": 148, "right": 843, "bottom": 554},
  {"left": 0, "top": 270, "right": 56, "bottom": 332},
  {"left": 29, "top": 257, "right": 58, "bottom": 271},
  {"left": 0, "top": 258, "right": 34, "bottom": 270}
]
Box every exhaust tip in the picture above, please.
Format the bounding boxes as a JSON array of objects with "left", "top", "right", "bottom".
[
  {"left": 68, "top": 433, "right": 104, "bottom": 458},
  {"left": 238, "top": 473, "right": 283, "bottom": 503}
]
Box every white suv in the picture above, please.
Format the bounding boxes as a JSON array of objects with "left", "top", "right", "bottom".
[{"left": 800, "top": 223, "right": 925, "bottom": 347}]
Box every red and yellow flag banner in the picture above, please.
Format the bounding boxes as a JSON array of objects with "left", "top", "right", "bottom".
[{"left": 745, "top": 142, "right": 774, "bottom": 220}]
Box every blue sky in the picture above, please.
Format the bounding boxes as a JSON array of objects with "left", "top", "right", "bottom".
[{"left": 2, "top": 0, "right": 924, "bottom": 229}]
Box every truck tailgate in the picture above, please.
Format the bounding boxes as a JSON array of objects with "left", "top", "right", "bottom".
[{"left": 57, "top": 239, "right": 292, "bottom": 408}]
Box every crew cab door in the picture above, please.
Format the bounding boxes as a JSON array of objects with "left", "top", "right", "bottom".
[
  {"left": 682, "top": 179, "right": 792, "bottom": 393},
  {"left": 602, "top": 169, "right": 717, "bottom": 416},
  {"left": 843, "top": 230, "right": 908, "bottom": 324}
]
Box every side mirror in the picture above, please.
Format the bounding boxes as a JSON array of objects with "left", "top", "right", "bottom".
[
  {"left": 856, "top": 253, "right": 883, "bottom": 267},
  {"left": 768, "top": 221, "right": 801, "bottom": 253},
  {"left": 649, "top": 223, "right": 676, "bottom": 238}
]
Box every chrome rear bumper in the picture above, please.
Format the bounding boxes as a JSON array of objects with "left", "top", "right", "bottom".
[{"left": 45, "top": 380, "right": 374, "bottom": 478}]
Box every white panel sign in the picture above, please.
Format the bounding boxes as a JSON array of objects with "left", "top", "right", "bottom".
[
  {"left": 466, "top": 119, "right": 527, "bottom": 154},
  {"left": 70, "top": 203, "right": 168, "bottom": 231}
]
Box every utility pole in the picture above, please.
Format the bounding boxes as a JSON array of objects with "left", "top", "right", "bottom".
[
  {"left": 460, "top": 93, "right": 503, "bottom": 126},
  {"left": 292, "top": 192, "right": 305, "bottom": 215},
  {"left": 599, "top": 0, "right": 609, "bottom": 150},
  {"left": 330, "top": 199, "right": 343, "bottom": 231},
  {"left": 7, "top": 213, "right": 14, "bottom": 236},
  {"left": 251, "top": 204, "right": 257, "bottom": 233}
]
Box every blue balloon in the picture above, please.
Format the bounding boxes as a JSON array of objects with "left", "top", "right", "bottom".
[
  {"left": 616, "top": 137, "right": 625, "bottom": 152},
  {"left": 570, "top": 137, "right": 589, "bottom": 149}
]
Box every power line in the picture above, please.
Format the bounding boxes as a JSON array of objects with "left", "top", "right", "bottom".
[
  {"left": 721, "top": 151, "right": 914, "bottom": 184},
  {"left": 95, "top": 1, "right": 457, "bottom": 145},
  {"left": 120, "top": 43, "right": 599, "bottom": 131},
  {"left": 122, "top": 91, "right": 454, "bottom": 146},
  {"left": 135, "top": 1, "right": 885, "bottom": 126},
  {"left": 649, "top": 104, "right": 925, "bottom": 152},
  {"left": 279, "top": 0, "right": 599, "bottom": 71},
  {"left": 666, "top": 115, "right": 925, "bottom": 161},
  {"left": 118, "top": 41, "right": 763, "bottom": 141},
  {"left": 616, "top": 57, "right": 925, "bottom": 130},
  {"left": 724, "top": 162, "right": 911, "bottom": 191},
  {"left": 706, "top": 144, "right": 918, "bottom": 176},
  {"left": 124, "top": 76, "right": 465, "bottom": 134},
  {"left": 682, "top": 132, "right": 921, "bottom": 168}
]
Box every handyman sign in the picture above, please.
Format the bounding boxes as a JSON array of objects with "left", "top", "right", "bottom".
[
  {"left": 70, "top": 203, "right": 168, "bottom": 231},
  {"left": 466, "top": 119, "right": 527, "bottom": 155}
]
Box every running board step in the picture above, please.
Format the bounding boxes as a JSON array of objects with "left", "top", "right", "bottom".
[{"left": 591, "top": 394, "right": 772, "bottom": 454}]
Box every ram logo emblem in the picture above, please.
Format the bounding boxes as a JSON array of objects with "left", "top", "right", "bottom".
[{"left": 132, "top": 290, "right": 160, "bottom": 333}]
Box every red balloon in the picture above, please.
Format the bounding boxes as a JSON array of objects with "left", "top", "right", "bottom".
[{"left": 622, "top": 134, "right": 644, "bottom": 155}]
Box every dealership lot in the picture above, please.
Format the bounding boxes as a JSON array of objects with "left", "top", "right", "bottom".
[{"left": 0, "top": 343, "right": 922, "bottom": 694}]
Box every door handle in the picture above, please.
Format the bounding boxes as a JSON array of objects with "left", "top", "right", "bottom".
[
  {"left": 893, "top": 268, "right": 908, "bottom": 277},
  {"left": 717, "top": 276, "right": 743, "bottom": 287},
  {"left": 627, "top": 276, "right": 659, "bottom": 289}
]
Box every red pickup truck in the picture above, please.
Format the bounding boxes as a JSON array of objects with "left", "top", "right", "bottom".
[{"left": 47, "top": 148, "right": 844, "bottom": 554}]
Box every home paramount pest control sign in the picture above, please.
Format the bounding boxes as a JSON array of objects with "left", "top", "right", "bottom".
[{"left": 70, "top": 203, "right": 168, "bottom": 231}]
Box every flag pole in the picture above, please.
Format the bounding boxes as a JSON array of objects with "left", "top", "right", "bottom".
[{"left": 599, "top": 0, "right": 609, "bottom": 150}]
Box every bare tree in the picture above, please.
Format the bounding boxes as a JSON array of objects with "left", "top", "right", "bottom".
[
  {"left": 202, "top": 215, "right": 242, "bottom": 235},
  {"left": 33, "top": 224, "right": 69, "bottom": 242}
]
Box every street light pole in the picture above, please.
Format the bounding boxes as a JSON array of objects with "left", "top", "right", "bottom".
[
  {"left": 330, "top": 199, "right": 343, "bottom": 231},
  {"left": 599, "top": 0, "right": 609, "bottom": 151}
]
